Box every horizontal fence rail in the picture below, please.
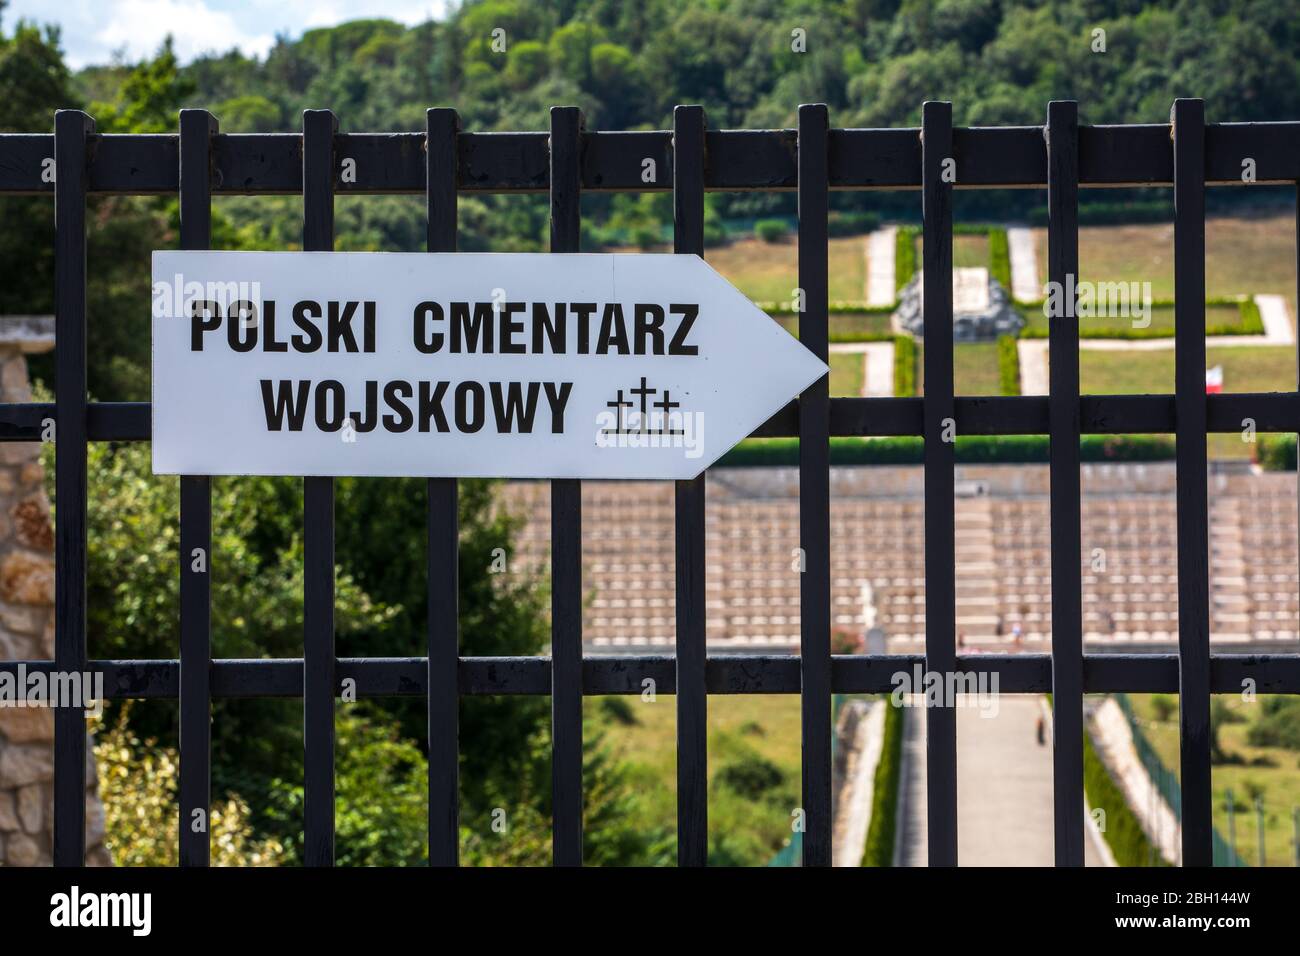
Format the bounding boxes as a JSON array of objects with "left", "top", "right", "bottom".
[
  {"left": 3, "top": 123, "right": 1300, "bottom": 194},
  {"left": 7, "top": 393, "right": 1300, "bottom": 441},
  {"left": 1, "top": 99, "right": 1297, "bottom": 868}
]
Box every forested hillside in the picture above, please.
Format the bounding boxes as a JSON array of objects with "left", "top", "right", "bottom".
[{"left": 77, "top": 0, "right": 1300, "bottom": 133}]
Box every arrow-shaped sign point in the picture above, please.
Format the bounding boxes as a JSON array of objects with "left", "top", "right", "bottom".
[{"left": 151, "top": 250, "right": 829, "bottom": 480}]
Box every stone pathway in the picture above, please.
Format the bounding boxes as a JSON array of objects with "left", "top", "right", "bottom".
[
  {"left": 862, "top": 342, "right": 894, "bottom": 397},
  {"left": 892, "top": 695, "right": 1109, "bottom": 866},
  {"left": 957, "top": 696, "right": 1105, "bottom": 865},
  {"left": 866, "top": 227, "right": 898, "bottom": 307},
  {"left": 1007, "top": 226, "right": 1041, "bottom": 303},
  {"left": 828, "top": 340, "right": 895, "bottom": 397},
  {"left": 893, "top": 700, "right": 927, "bottom": 866},
  {"left": 1255, "top": 293, "right": 1294, "bottom": 343},
  {"left": 1017, "top": 338, "right": 1050, "bottom": 395}
]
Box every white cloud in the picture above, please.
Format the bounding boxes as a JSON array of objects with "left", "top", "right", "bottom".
[
  {"left": 4, "top": 0, "right": 451, "bottom": 68},
  {"left": 98, "top": 0, "right": 276, "bottom": 63}
]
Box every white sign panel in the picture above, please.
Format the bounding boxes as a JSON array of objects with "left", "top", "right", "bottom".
[{"left": 151, "top": 251, "right": 827, "bottom": 480}]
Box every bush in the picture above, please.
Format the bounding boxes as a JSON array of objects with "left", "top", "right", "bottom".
[
  {"left": 600, "top": 696, "right": 640, "bottom": 726},
  {"left": 862, "top": 698, "right": 903, "bottom": 866},
  {"left": 755, "top": 219, "right": 789, "bottom": 243},
  {"left": 1256, "top": 434, "right": 1296, "bottom": 471},
  {"left": 893, "top": 334, "right": 917, "bottom": 396},
  {"left": 1247, "top": 697, "right": 1300, "bottom": 751},
  {"left": 828, "top": 211, "right": 881, "bottom": 237},
  {"left": 95, "top": 703, "right": 285, "bottom": 867},
  {"left": 714, "top": 752, "right": 785, "bottom": 800},
  {"left": 997, "top": 334, "right": 1020, "bottom": 396},
  {"left": 831, "top": 626, "right": 863, "bottom": 654},
  {"left": 703, "top": 221, "right": 728, "bottom": 248},
  {"left": 631, "top": 226, "right": 660, "bottom": 250},
  {"left": 1150, "top": 695, "right": 1176, "bottom": 722}
]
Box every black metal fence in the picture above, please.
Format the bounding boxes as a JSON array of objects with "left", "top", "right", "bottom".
[{"left": 1, "top": 100, "right": 1298, "bottom": 868}]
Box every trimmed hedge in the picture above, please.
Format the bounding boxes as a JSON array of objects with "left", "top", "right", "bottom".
[
  {"left": 755, "top": 218, "right": 789, "bottom": 243},
  {"left": 893, "top": 334, "right": 916, "bottom": 397},
  {"left": 1019, "top": 297, "right": 1264, "bottom": 339},
  {"left": 717, "top": 434, "right": 1177, "bottom": 468},
  {"left": 830, "top": 331, "right": 894, "bottom": 343},
  {"left": 895, "top": 226, "right": 918, "bottom": 291},
  {"left": 861, "top": 698, "right": 904, "bottom": 867},
  {"left": 1044, "top": 693, "right": 1168, "bottom": 867},
  {"left": 760, "top": 301, "right": 895, "bottom": 317},
  {"left": 988, "top": 226, "right": 1012, "bottom": 292},
  {"left": 828, "top": 211, "right": 881, "bottom": 237},
  {"left": 1257, "top": 434, "right": 1297, "bottom": 471},
  {"left": 997, "top": 334, "right": 1019, "bottom": 396},
  {"left": 1028, "top": 200, "right": 1174, "bottom": 226},
  {"left": 1083, "top": 722, "right": 1169, "bottom": 866},
  {"left": 1237, "top": 296, "right": 1265, "bottom": 334}
]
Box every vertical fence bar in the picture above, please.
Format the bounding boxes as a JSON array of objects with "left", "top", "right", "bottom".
[
  {"left": 425, "top": 107, "right": 461, "bottom": 867},
  {"left": 921, "top": 100, "right": 958, "bottom": 867},
  {"left": 52, "top": 108, "right": 93, "bottom": 868},
  {"left": 1046, "top": 100, "right": 1085, "bottom": 867},
  {"left": 302, "top": 108, "right": 337, "bottom": 867},
  {"left": 672, "top": 104, "right": 708, "bottom": 867},
  {"left": 1172, "top": 97, "right": 1212, "bottom": 866},
  {"left": 549, "top": 105, "right": 584, "bottom": 867},
  {"left": 178, "top": 108, "right": 217, "bottom": 868},
  {"left": 797, "top": 102, "right": 833, "bottom": 867}
]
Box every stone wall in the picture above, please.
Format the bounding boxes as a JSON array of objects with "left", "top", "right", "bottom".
[{"left": 0, "top": 326, "right": 111, "bottom": 866}]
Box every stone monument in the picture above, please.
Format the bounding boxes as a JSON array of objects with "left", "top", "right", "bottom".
[{"left": 892, "top": 267, "right": 1024, "bottom": 342}]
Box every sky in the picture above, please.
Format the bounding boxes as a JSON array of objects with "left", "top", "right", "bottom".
[{"left": 4, "top": 0, "right": 452, "bottom": 68}]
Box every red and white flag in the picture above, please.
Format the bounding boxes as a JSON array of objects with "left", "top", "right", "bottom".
[{"left": 1205, "top": 365, "right": 1224, "bottom": 394}]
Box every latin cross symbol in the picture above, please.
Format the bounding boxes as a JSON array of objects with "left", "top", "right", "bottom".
[
  {"left": 630, "top": 376, "right": 656, "bottom": 432},
  {"left": 654, "top": 389, "right": 683, "bottom": 434},
  {"left": 606, "top": 389, "right": 634, "bottom": 434}
]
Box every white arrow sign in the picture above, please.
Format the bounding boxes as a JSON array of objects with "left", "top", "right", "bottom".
[{"left": 151, "top": 251, "right": 827, "bottom": 480}]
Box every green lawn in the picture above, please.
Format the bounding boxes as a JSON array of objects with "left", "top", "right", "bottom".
[
  {"left": 1127, "top": 694, "right": 1300, "bottom": 867},
  {"left": 829, "top": 352, "right": 864, "bottom": 396},
  {"left": 917, "top": 341, "right": 1002, "bottom": 395},
  {"left": 1033, "top": 213, "right": 1297, "bottom": 324},
  {"left": 1078, "top": 345, "right": 1296, "bottom": 396},
  {"left": 911, "top": 233, "right": 992, "bottom": 274},
  {"left": 706, "top": 235, "right": 867, "bottom": 303},
  {"left": 775, "top": 311, "right": 893, "bottom": 341},
  {"left": 589, "top": 695, "right": 803, "bottom": 866}
]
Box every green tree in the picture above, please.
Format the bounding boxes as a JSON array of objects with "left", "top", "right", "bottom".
[
  {"left": 215, "top": 93, "right": 281, "bottom": 131},
  {"left": 0, "top": 12, "right": 77, "bottom": 350},
  {"left": 504, "top": 39, "right": 548, "bottom": 89},
  {"left": 90, "top": 36, "right": 194, "bottom": 133}
]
